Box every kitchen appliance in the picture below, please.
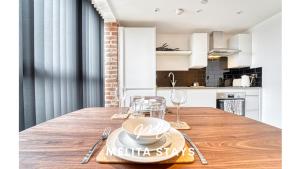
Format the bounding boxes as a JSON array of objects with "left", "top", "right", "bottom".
[
  {"left": 216, "top": 92, "right": 245, "bottom": 116},
  {"left": 232, "top": 78, "right": 241, "bottom": 86},
  {"left": 241, "top": 75, "right": 250, "bottom": 87},
  {"left": 208, "top": 31, "right": 241, "bottom": 57},
  {"left": 224, "top": 79, "right": 232, "bottom": 87}
]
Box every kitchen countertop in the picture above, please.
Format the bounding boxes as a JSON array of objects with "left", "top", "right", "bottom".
[
  {"left": 157, "top": 86, "right": 262, "bottom": 89},
  {"left": 19, "top": 107, "right": 281, "bottom": 169}
]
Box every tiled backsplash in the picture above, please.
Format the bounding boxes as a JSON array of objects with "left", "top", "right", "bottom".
[
  {"left": 156, "top": 69, "right": 206, "bottom": 87},
  {"left": 223, "top": 67, "right": 262, "bottom": 87},
  {"left": 156, "top": 57, "right": 262, "bottom": 87}
]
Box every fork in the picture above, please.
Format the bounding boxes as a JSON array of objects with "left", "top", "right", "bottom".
[{"left": 80, "top": 127, "right": 112, "bottom": 164}]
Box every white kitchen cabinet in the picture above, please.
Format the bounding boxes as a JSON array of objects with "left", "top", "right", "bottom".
[
  {"left": 156, "top": 89, "right": 173, "bottom": 106},
  {"left": 156, "top": 89, "right": 216, "bottom": 107},
  {"left": 245, "top": 92, "right": 261, "bottom": 121},
  {"left": 122, "top": 27, "right": 156, "bottom": 89},
  {"left": 189, "top": 33, "right": 208, "bottom": 68},
  {"left": 119, "top": 27, "right": 156, "bottom": 106},
  {"left": 186, "top": 89, "right": 216, "bottom": 107},
  {"left": 245, "top": 95, "right": 260, "bottom": 121},
  {"left": 157, "top": 88, "right": 261, "bottom": 121},
  {"left": 228, "top": 34, "right": 252, "bottom": 68}
]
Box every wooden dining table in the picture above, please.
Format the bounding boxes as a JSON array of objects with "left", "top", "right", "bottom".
[{"left": 19, "top": 107, "right": 281, "bottom": 169}]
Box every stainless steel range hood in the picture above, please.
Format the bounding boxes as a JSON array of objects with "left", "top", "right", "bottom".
[{"left": 208, "top": 31, "right": 240, "bottom": 57}]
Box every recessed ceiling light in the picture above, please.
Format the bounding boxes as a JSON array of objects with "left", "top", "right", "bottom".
[
  {"left": 196, "top": 9, "right": 203, "bottom": 13},
  {"left": 236, "top": 10, "right": 243, "bottom": 14},
  {"left": 154, "top": 8, "right": 160, "bottom": 13},
  {"left": 176, "top": 8, "right": 184, "bottom": 15},
  {"left": 201, "top": 0, "right": 208, "bottom": 4}
]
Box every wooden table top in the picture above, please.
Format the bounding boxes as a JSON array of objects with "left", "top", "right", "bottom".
[{"left": 19, "top": 107, "right": 281, "bottom": 169}]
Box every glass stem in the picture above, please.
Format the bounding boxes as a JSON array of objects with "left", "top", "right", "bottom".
[{"left": 176, "top": 105, "right": 180, "bottom": 123}]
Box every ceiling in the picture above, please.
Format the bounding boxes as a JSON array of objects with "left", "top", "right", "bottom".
[{"left": 107, "top": 0, "right": 281, "bottom": 33}]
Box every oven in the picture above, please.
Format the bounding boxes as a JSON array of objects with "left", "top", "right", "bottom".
[{"left": 216, "top": 92, "right": 245, "bottom": 116}]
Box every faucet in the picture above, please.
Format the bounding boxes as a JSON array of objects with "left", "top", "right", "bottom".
[{"left": 168, "top": 72, "right": 176, "bottom": 87}]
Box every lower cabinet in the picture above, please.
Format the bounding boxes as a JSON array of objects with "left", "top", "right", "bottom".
[
  {"left": 155, "top": 89, "right": 173, "bottom": 106},
  {"left": 185, "top": 90, "right": 216, "bottom": 107},
  {"left": 245, "top": 94, "right": 261, "bottom": 121},
  {"left": 157, "top": 88, "right": 262, "bottom": 122},
  {"left": 156, "top": 89, "right": 216, "bottom": 107},
  {"left": 123, "top": 89, "right": 156, "bottom": 107}
]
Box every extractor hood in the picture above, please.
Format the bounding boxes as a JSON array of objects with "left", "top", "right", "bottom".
[{"left": 208, "top": 31, "right": 240, "bottom": 57}]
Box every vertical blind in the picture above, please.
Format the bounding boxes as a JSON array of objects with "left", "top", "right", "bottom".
[{"left": 20, "top": 0, "right": 104, "bottom": 131}]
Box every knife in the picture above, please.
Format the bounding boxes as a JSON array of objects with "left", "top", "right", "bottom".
[{"left": 181, "top": 132, "right": 208, "bottom": 165}]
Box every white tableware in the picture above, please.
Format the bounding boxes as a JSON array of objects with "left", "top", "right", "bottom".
[
  {"left": 122, "top": 117, "right": 171, "bottom": 145},
  {"left": 118, "top": 130, "right": 171, "bottom": 152},
  {"left": 106, "top": 127, "right": 185, "bottom": 163}
]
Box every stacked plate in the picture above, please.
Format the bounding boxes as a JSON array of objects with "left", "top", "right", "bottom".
[{"left": 106, "top": 117, "right": 185, "bottom": 163}]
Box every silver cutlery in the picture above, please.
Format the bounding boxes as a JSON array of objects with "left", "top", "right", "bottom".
[
  {"left": 80, "top": 127, "right": 112, "bottom": 164},
  {"left": 181, "top": 132, "right": 208, "bottom": 165}
]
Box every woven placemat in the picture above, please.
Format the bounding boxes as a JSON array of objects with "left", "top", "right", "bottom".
[
  {"left": 169, "top": 121, "right": 191, "bottom": 130},
  {"left": 111, "top": 113, "right": 130, "bottom": 119}
]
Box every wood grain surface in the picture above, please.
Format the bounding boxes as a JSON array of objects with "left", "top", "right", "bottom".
[{"left": 19, "top": 107, "right": 281, "bottom": 169}]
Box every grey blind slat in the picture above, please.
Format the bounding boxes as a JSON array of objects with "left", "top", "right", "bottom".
[
  {"left": 44, "top": 0, "right": 54, "bottom": 120},
  {"left": 52, "top": 0, "right": 61, "bottom": 118},
  {"left": 21, "top": 0, "right": 36, "bottom": 129},
  {"left": 59, "top": 0, "right": 67, "bottom": 115},
  {"left": 34, "top": 0, "right": 46, "bottom": 124}
]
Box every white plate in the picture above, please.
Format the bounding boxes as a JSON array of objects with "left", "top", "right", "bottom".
[
  {"left": 106, "top": 127, "right": 185, "bottom": 163},
  {"left": 118, "top": 130, "right": 171, "bottom": 152}
]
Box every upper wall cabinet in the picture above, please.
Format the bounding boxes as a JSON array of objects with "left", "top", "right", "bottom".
[
  {"left": 189, "top": 33, "right": 208, "bottom": 68},
  {"left": 228, "top": 34, "right": 252, "bottom": 68}
]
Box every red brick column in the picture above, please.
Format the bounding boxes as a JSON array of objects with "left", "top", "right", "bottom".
[{"left": 104, "top": 22, "right": 119, "bottom": 107}]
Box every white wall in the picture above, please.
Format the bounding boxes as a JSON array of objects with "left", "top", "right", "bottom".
[
  {"left": 249, "top": 12, "right": 282, "bottom": 128},
  {"left": 156, "top": 34, "right": 191, "bottom": 70},
  {"left": 156, "top": 34, "right": 190, "bottom": 50}
]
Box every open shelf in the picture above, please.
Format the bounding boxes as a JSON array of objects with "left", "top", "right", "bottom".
[{"left": 156, "top": 50, "right": 192, "bottom": 56}]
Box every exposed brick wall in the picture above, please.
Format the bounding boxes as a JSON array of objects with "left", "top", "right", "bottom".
[{"left": 104, "top": 22, "right": 119, "bottom": 107}]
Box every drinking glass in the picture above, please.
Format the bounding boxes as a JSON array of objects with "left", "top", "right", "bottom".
[
  {"left": 170, "top": 89, "right": 187, "bottom": 128},
  {"left": 131, "top": 97, "right": 145, "bottom": 118},
  {"left": 150, "top": 102, "right": 165, "bottom": 119}
]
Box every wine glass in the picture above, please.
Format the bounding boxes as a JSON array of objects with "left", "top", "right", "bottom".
[
  {"left": 113, "top": 88, "right": 127, "bottom": 114},
  {"left": 170, "top": 89, "right": 187, "bottom": 128}
]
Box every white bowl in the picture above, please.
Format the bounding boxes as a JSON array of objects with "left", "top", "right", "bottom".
[{"left": 122, "top": 117, "right": 171, "bottom": 145}]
